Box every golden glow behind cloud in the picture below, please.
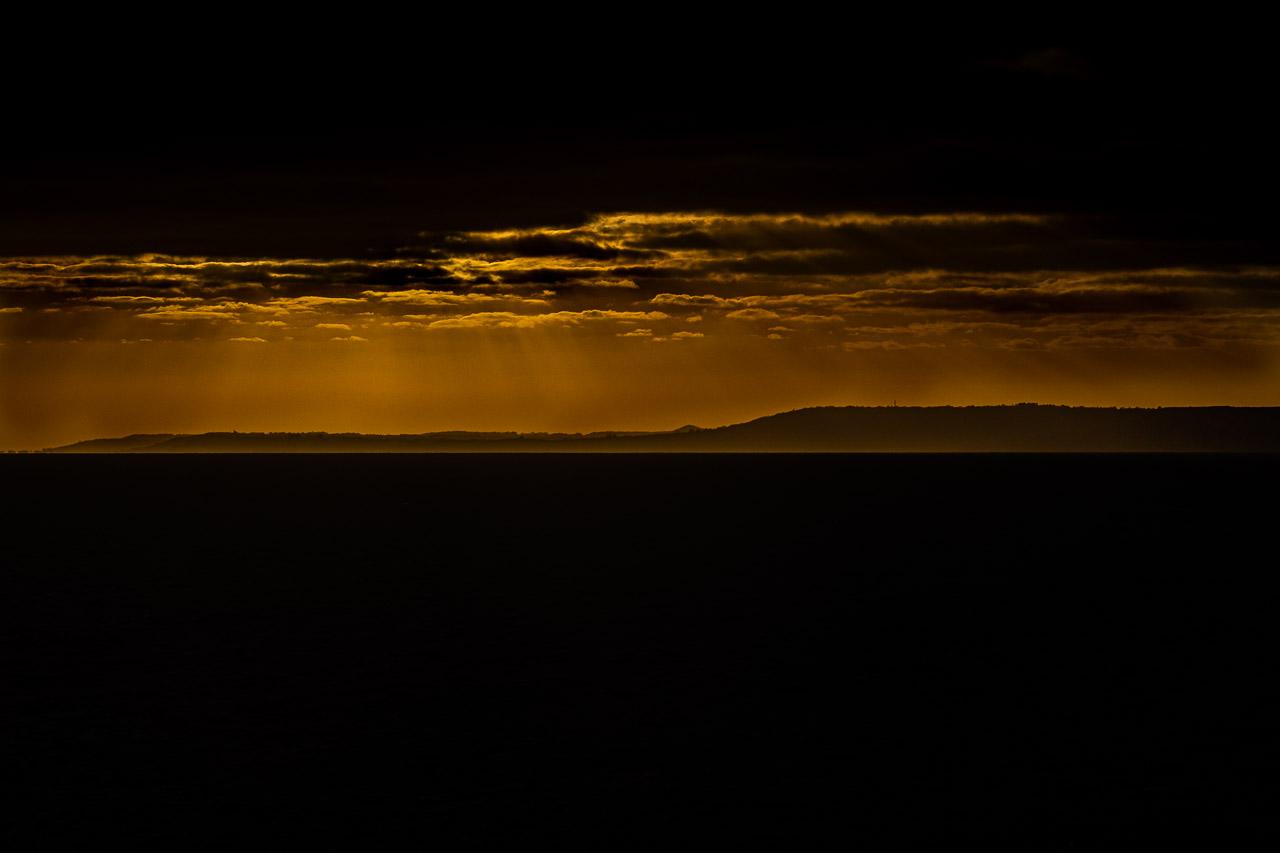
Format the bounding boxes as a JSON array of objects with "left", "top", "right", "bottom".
[{"left": 4, "top": 211, "right": 1280, "bottom": 448}]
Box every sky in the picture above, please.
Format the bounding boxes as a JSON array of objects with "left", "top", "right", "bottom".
[{"left": 2, "top": 45, "right": 1277, "bottom": 448}]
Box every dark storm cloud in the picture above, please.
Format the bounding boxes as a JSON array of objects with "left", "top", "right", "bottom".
[
  {"left": 415, "top": 232, "right": 663, "bottom": 263},
  {"left": 411, "top": 214, "right": 1280, "bottom": 289}
]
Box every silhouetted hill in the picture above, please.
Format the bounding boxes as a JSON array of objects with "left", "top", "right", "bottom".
[
  {"left": 695, "top": 405, "right": 1280, "bottom": 452},
  {"left": 48, "top": 405, "right": 1280, "bottom": 453},
  {"left": 51, "top": 428, "right": 680, "bottom": 453},
  {"left": 50, "top": 433, "right": 179, "bottom": 453}
]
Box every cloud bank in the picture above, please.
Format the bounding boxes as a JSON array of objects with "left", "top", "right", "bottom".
[{"left": 2, "top": 211, "right": 1279, "bottom": 351}]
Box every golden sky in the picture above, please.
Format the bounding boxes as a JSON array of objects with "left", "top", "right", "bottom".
[{"left": 4, "top": 211, "right": 1280, "bottom": 449}]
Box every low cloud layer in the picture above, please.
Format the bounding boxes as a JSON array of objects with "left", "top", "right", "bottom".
[{"left": 3, "top": 211, "right": 1278, "bottom": 352}]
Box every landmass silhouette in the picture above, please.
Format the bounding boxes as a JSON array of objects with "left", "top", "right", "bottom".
[{"left": 47, "top": 404, "right": 1280, "bottom": 452}]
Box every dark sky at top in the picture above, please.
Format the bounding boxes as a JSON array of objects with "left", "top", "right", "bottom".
[{"left": 3, "top": 44, "right": 1274, "bottom": 260}]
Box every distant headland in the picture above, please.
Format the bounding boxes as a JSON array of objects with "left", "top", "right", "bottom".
[{"left": 38, "top": 405, "right": 1280, "bottom": 453}]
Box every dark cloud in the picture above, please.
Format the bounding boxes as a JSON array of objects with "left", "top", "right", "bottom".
[
  {"left": 420, "top": 233, "right": 659, "bottom": 263},
  {"left": 3, "top": 212, "right": 1278, "bottom": 351}
]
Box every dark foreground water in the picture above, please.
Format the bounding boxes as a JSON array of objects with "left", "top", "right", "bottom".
[{"left": 3, "top": 455, "right": 1276, "bottom": 843}]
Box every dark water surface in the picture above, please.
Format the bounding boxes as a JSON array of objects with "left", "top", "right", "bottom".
[{"left": 4, "top": 455, "right": 1276, "bottom": 842}]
